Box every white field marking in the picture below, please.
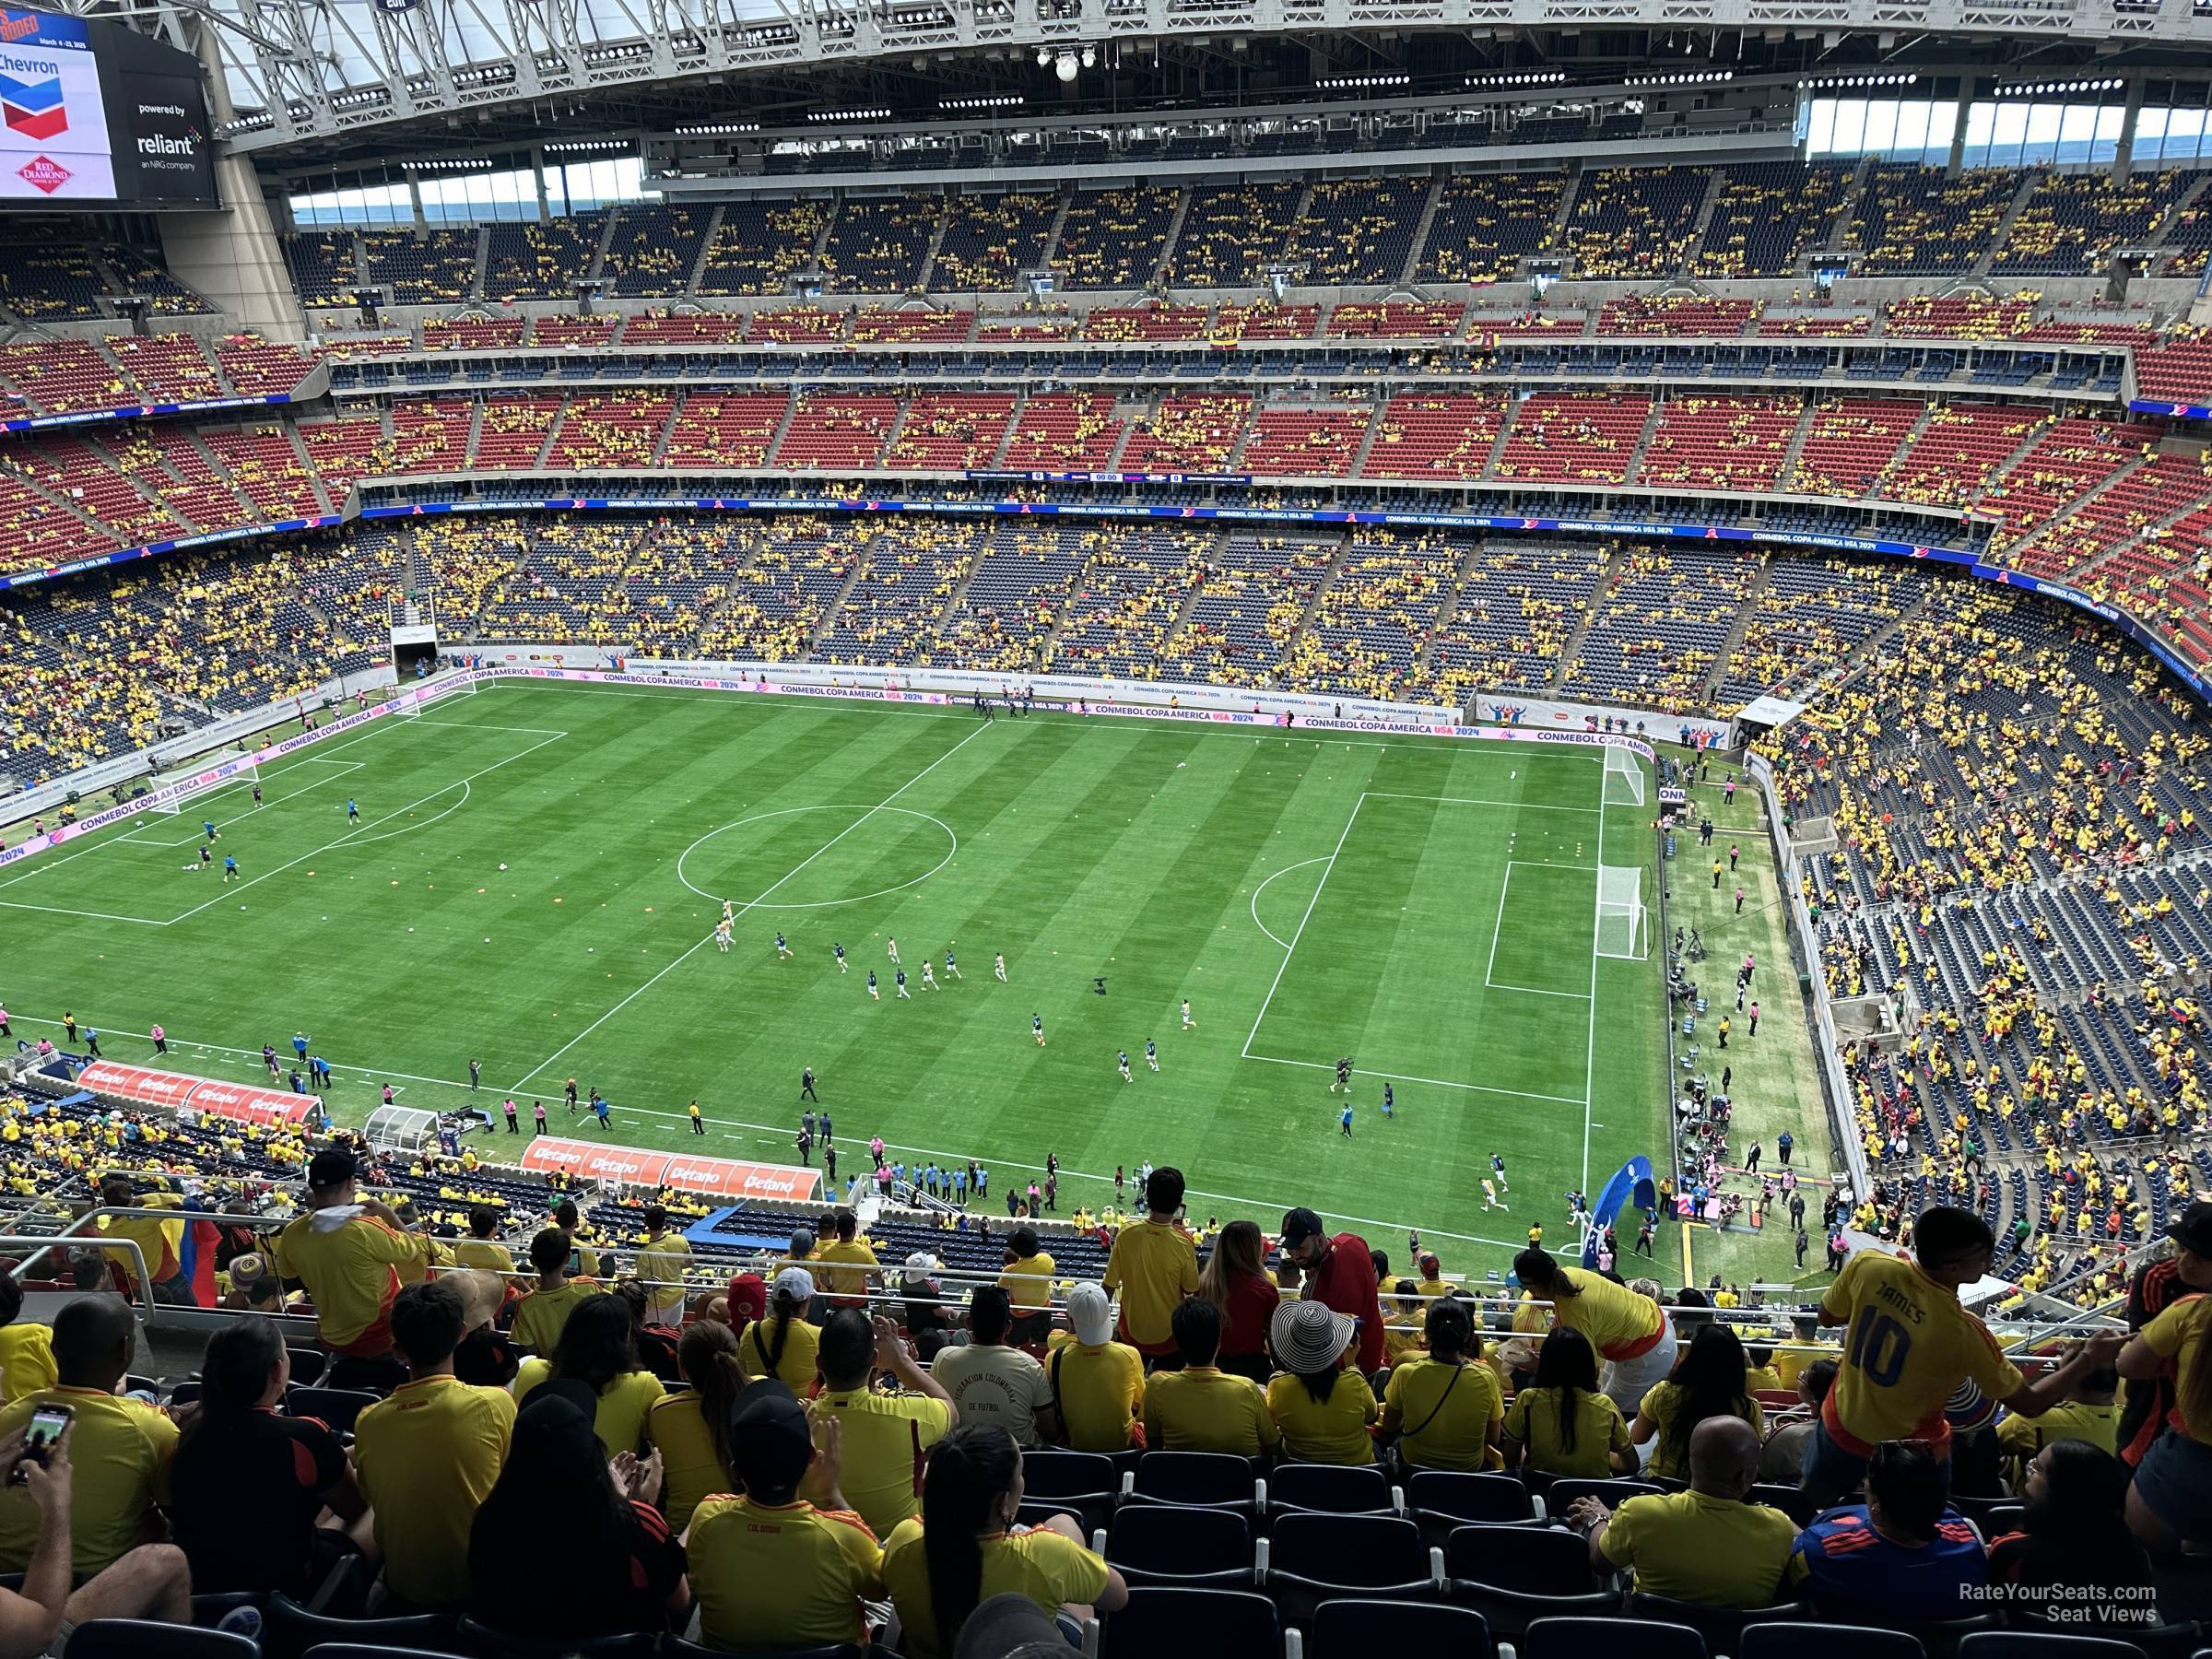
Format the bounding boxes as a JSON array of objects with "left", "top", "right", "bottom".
[
  {"left": 1247, "top": 856, "right": 1333, "bottom": 951},
  {"left": 1485, "top": 860, "right": 1597, "bottom": 999},
  {"left": 0, "top": 697, "right": 512, "bottom": 895},
  {"left": 332, "top": 781, "right": 471, "bottom": 847},
  {"left": 675, "top": 806, "right": 958, "bottom": 911},
  {"left": 1360, "top": 791, "right": 1600, "bottom": 813},
  {"left": 1241, "top": 795, "right": 1363, "bottom": 1057},
  {"left": 505, "top": 719, "right": 994, "bottom": 1094},
  {"left": 1240, "top": 1052, "right": 1588, "bottom": 1108},
  {"left": 488, "top": 679, "right": 1579, "bottom": 755},
  {"left": 406, "top": 718, "right": 571, "bottom": 735},
  {"left": 161, "top": 732, "right": 568, "bottom": 926},
  {"left": 2, "top": 1018, "right": 471, "bottom": 1092},
  {"left": 0, "top": 1010, "right": 1570, "bottom": 1256},
  {"left": 119, "top": 760, "right": 368, "bottom": 849},
  {"left": 1581, "top": 768, "right": 1608, "bottom": 1197},
  {"left": 545, "top": 1098, "right": 1562, "bottom": 1255},
  {"left": 0, "top": 898, "right": 171, "bottom": 926}
]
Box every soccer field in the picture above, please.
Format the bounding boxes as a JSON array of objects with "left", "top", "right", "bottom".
[{"left": 0, "top": 681, "right": 1669, "bottom": 1266}]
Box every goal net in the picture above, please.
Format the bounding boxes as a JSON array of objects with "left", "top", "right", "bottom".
[
  {"left": 1595, "top": 864, "right": 1647, "bottom": 959},
  {"left": 148, "top": 760, "right": 256, "bottom": 817},
  {"left": 1602, "top": 745, "right": 1645, "bottom": 807},
  {"left": 395, "top": 675, "right": 476, "bottom": 717}
]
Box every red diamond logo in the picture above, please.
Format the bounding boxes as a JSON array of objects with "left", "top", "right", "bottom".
[{"left": 17, "top": 155, "right": 69, "bottom": 193}]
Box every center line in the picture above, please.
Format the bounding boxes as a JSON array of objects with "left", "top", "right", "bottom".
[{"left": 506, "top": 719, "right": 994, "bottom": 1094}]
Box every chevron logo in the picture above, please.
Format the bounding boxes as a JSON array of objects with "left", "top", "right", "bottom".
[{"left": 0, "top": 73, "right": 65, "bottom": 141}]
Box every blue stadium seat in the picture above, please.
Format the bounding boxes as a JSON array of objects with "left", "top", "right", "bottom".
[
  {"left": 265, "top": 1594, "right": 464, "bottom": 1659},
  {"left": 1019, "top": 1451, "right": 1119, "bottom": 1535},
  {"left": 303, "top": 1649, "right": 469, "bottom": 1659},
  {"left": 1094, "top": 1587, "right": 1277, "bottom": 1659},
  {"left": 1632, "top": 1591, "right": 1806, "bottom": 1653},
  {"left": 1123, "top": 1451, "right": 1265, "bottom": 1515},
  {"left": 1267, "top": 1463, "right": 1399, "bottom": 1521},
  {"left": 1444, "top": 1524, "right": 1618, "bottom": 1633},
  {"left": 1306, "top": 1597, "right": 1490, "bottom": 1653},
  {"left": 287, "top": 1388, "right": 382, "bottom": 1436},
  {"left": 1522, "top": 1615, "right": 1708, "bottom": 1659},
  {"left": 1405, "top": 1470, "right": 1539, "bottom": 1548},
  {"left": 455, "top": 1621, "right": 656, "bottom": 1658},
  {"left": 1958, "top": 1635, "right": 2160, "bottom": 1659},
  {"left": 64, "top": 1623, "right": 257, "bottom": 1659},
  {"left": 1741, "top": 1624, "right": 1924, "bottom": 1659},
  {"left": 1265, "top": 1513, "right": 1441, "bottom": 1630},
  {"left": 658, "top": 1641, "right": 865, "bottom": 1659},
  {"left": 1096, "top": 1504, "right": 1258, "bottom": 1589}
]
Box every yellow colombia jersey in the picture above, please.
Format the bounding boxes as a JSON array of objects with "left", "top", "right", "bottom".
[
  {"left": 687, "top": 1496, "right": 882, "bottom": 1651},
  {"left": 1818, "top": 1251, "right": 2024, "bottom": 1456}
]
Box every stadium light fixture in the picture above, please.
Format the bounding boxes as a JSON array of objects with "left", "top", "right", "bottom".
[
  {"left": 1317, "top": 73, "right": 1411, "bottom": 89},
  {"left": 1464, "top": 71, "right": 1568, "bottom": 88},
  {"left": 939, "top": 94, "right": 1024, "bottom": 111}
]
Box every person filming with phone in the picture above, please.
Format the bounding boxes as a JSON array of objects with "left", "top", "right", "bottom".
[{"left": 0, "top": 1297, "right": 194, "bottom": 1655}]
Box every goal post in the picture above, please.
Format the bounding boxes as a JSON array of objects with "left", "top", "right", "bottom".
[
  {"left": 1595, "top": 864, "right": 1647, "bottom": 959},
  {"left": 395, "top": 674, "right": 477, "bottom": 717},
  {"left": 148, "top": 759, "right": 256, "bottom": 817},
  {"left": 1602, "top": 745, "right": 1645, "bottom": 807}
]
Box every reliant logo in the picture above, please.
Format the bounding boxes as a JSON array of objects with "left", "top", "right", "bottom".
[
  {"left": 0, "top": 71, "right": 64, "bottom": 140},
  {"left": 16, "top": 154, "right": 68, "bottom": 193}
]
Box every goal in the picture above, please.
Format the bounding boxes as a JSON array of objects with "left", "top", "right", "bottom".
[
  {"left": 148, "top": 759, "right": 255, "bottom": 818},
  {"left": 1602, "top": 745, "right": 1645, "bottom": 807},
  {"left": 1595, "top": 864, "right": 1647, "bottom": 959},
  {"left": 394, "top": 675, "right": 477, "bottom": 718}
]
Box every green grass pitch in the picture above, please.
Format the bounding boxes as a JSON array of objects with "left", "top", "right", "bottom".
[{"left": 0, "top": 682, "right": 1670, "bottom": 1269}]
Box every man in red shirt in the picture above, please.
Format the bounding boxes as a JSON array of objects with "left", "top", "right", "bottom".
[{"left": 1279, "top": 1207, "right": 1384, "bottom": 1375}]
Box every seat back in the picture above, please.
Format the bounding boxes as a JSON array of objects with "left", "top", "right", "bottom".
[
  {"left": 1523, "top": 1615, "right": 1709, "bottom": 1659},
  {"left": 1542, "top": 1477, "right": 1664, "bottom": 1513},
  {"left": 1632, "top": 1592, "right": 1805, "bottom": 1653},
  {"left": 1958, "top": 1632, "right": 2163, "bottom": 1659},
  {"left": 1097, "top": 1587, "right": 1279, "bottom": 1659},
  {"left": 1130, "top": 1451, "right": 1259, "bottom": 1510},
  {"left": 1748, "top": 1482, "right": 1818, "bottom": 1527},
  {"left": 286, "top": 1387, "right": 382, "bottom": 1436},
  {"left": 1105, "top": 1506, "right": 1254, "bottom": 1585},
  {"left": 657, "top": 1641, "right": 865, "bottom": 1659},
  {"left": 64, "top": 1622, "right": 258, "bottom": 1659},
  {"left": 264, "top": 1594, "right": 461, "bottom": 1659},
  {"left": 1741, "top": 1621, "right": 1926, "bottom": 1659},
  {"left": 287, "top": 1349, "right": 328, "bottom": 1385},
  {"left": 1308, "top": 1598, "right": 1489, "bottom": 1653},
  {"left": 302, "top": 1649, "right": 470, "bottom": 1659},
  {"left": 1406, "top": 1470, "right": 1536, "bottom": 1524},
  {"left": 1269, "top": 1513, "right": 1430, "bottom": 1588},
  {"left": 1269, "top": 1462, "right": 1394, "bottom": 1517},
  {"left": 1021, "top": 1450, "right": 1119, "bottom": 1500},
  {"left": 1444, "top": 1523, "right": 1597, "bottom": 1595},
  {"left": 455, "top": 1619, "right": 657, "bottom": 1658}
]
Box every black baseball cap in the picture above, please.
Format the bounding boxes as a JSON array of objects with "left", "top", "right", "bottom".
[
  {"left": 1280, "top": 1206, "right": 1326, "bottom": 1250},
  {"left": 2171, "top": 1201, "right": 2212, "bottom": 1258},
  {"left": 730, "top": 1380, "right": 813, "bottom": 1491},
  {"left": 307, "top": 1147, "right": 358, "bottom": 1191}
]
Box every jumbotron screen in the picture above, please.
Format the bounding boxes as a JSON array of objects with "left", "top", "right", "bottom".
[{"left": 0, "top": 5, "right": 215, "bottom": 207}]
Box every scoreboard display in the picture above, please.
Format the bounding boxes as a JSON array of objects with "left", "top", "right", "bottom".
[{"left": 0, "top": 6, "right": 216, "bottom": 207}]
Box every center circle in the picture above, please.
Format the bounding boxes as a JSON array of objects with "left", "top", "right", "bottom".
[{"left": 676, "top": 805, "right": 958, "bottom": 911}]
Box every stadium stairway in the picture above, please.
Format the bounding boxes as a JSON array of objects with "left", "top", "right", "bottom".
[{"left": 1695, "top": 554, "right": 1777, "bottom": 706}]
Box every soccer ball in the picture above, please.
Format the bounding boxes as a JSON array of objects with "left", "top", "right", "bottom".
[{"left": 499, "top": 863, "right": 508, "bottom": 870}]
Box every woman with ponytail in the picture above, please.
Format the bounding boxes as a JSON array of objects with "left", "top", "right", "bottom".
[
  {"left": 648, "top": 1320, "right": 747, "bottom": 1530},
  {"left": 736, "top": 1267, "right": 822, "bottom": 1390},
  {"left": 879, "top": 1423, "right": 1127, "bottom": 1659},
  {"left": 169, "top": 1315, "right": 368, "bottom": 1594}
]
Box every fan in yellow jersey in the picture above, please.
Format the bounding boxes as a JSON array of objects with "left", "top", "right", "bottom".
[
  {"left": 1807, "top": 1206, "right": 2123, "bottom": 1507},
  {"left": 1512, "top": 1250, "right": 1677, "bottom": 1415}
]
